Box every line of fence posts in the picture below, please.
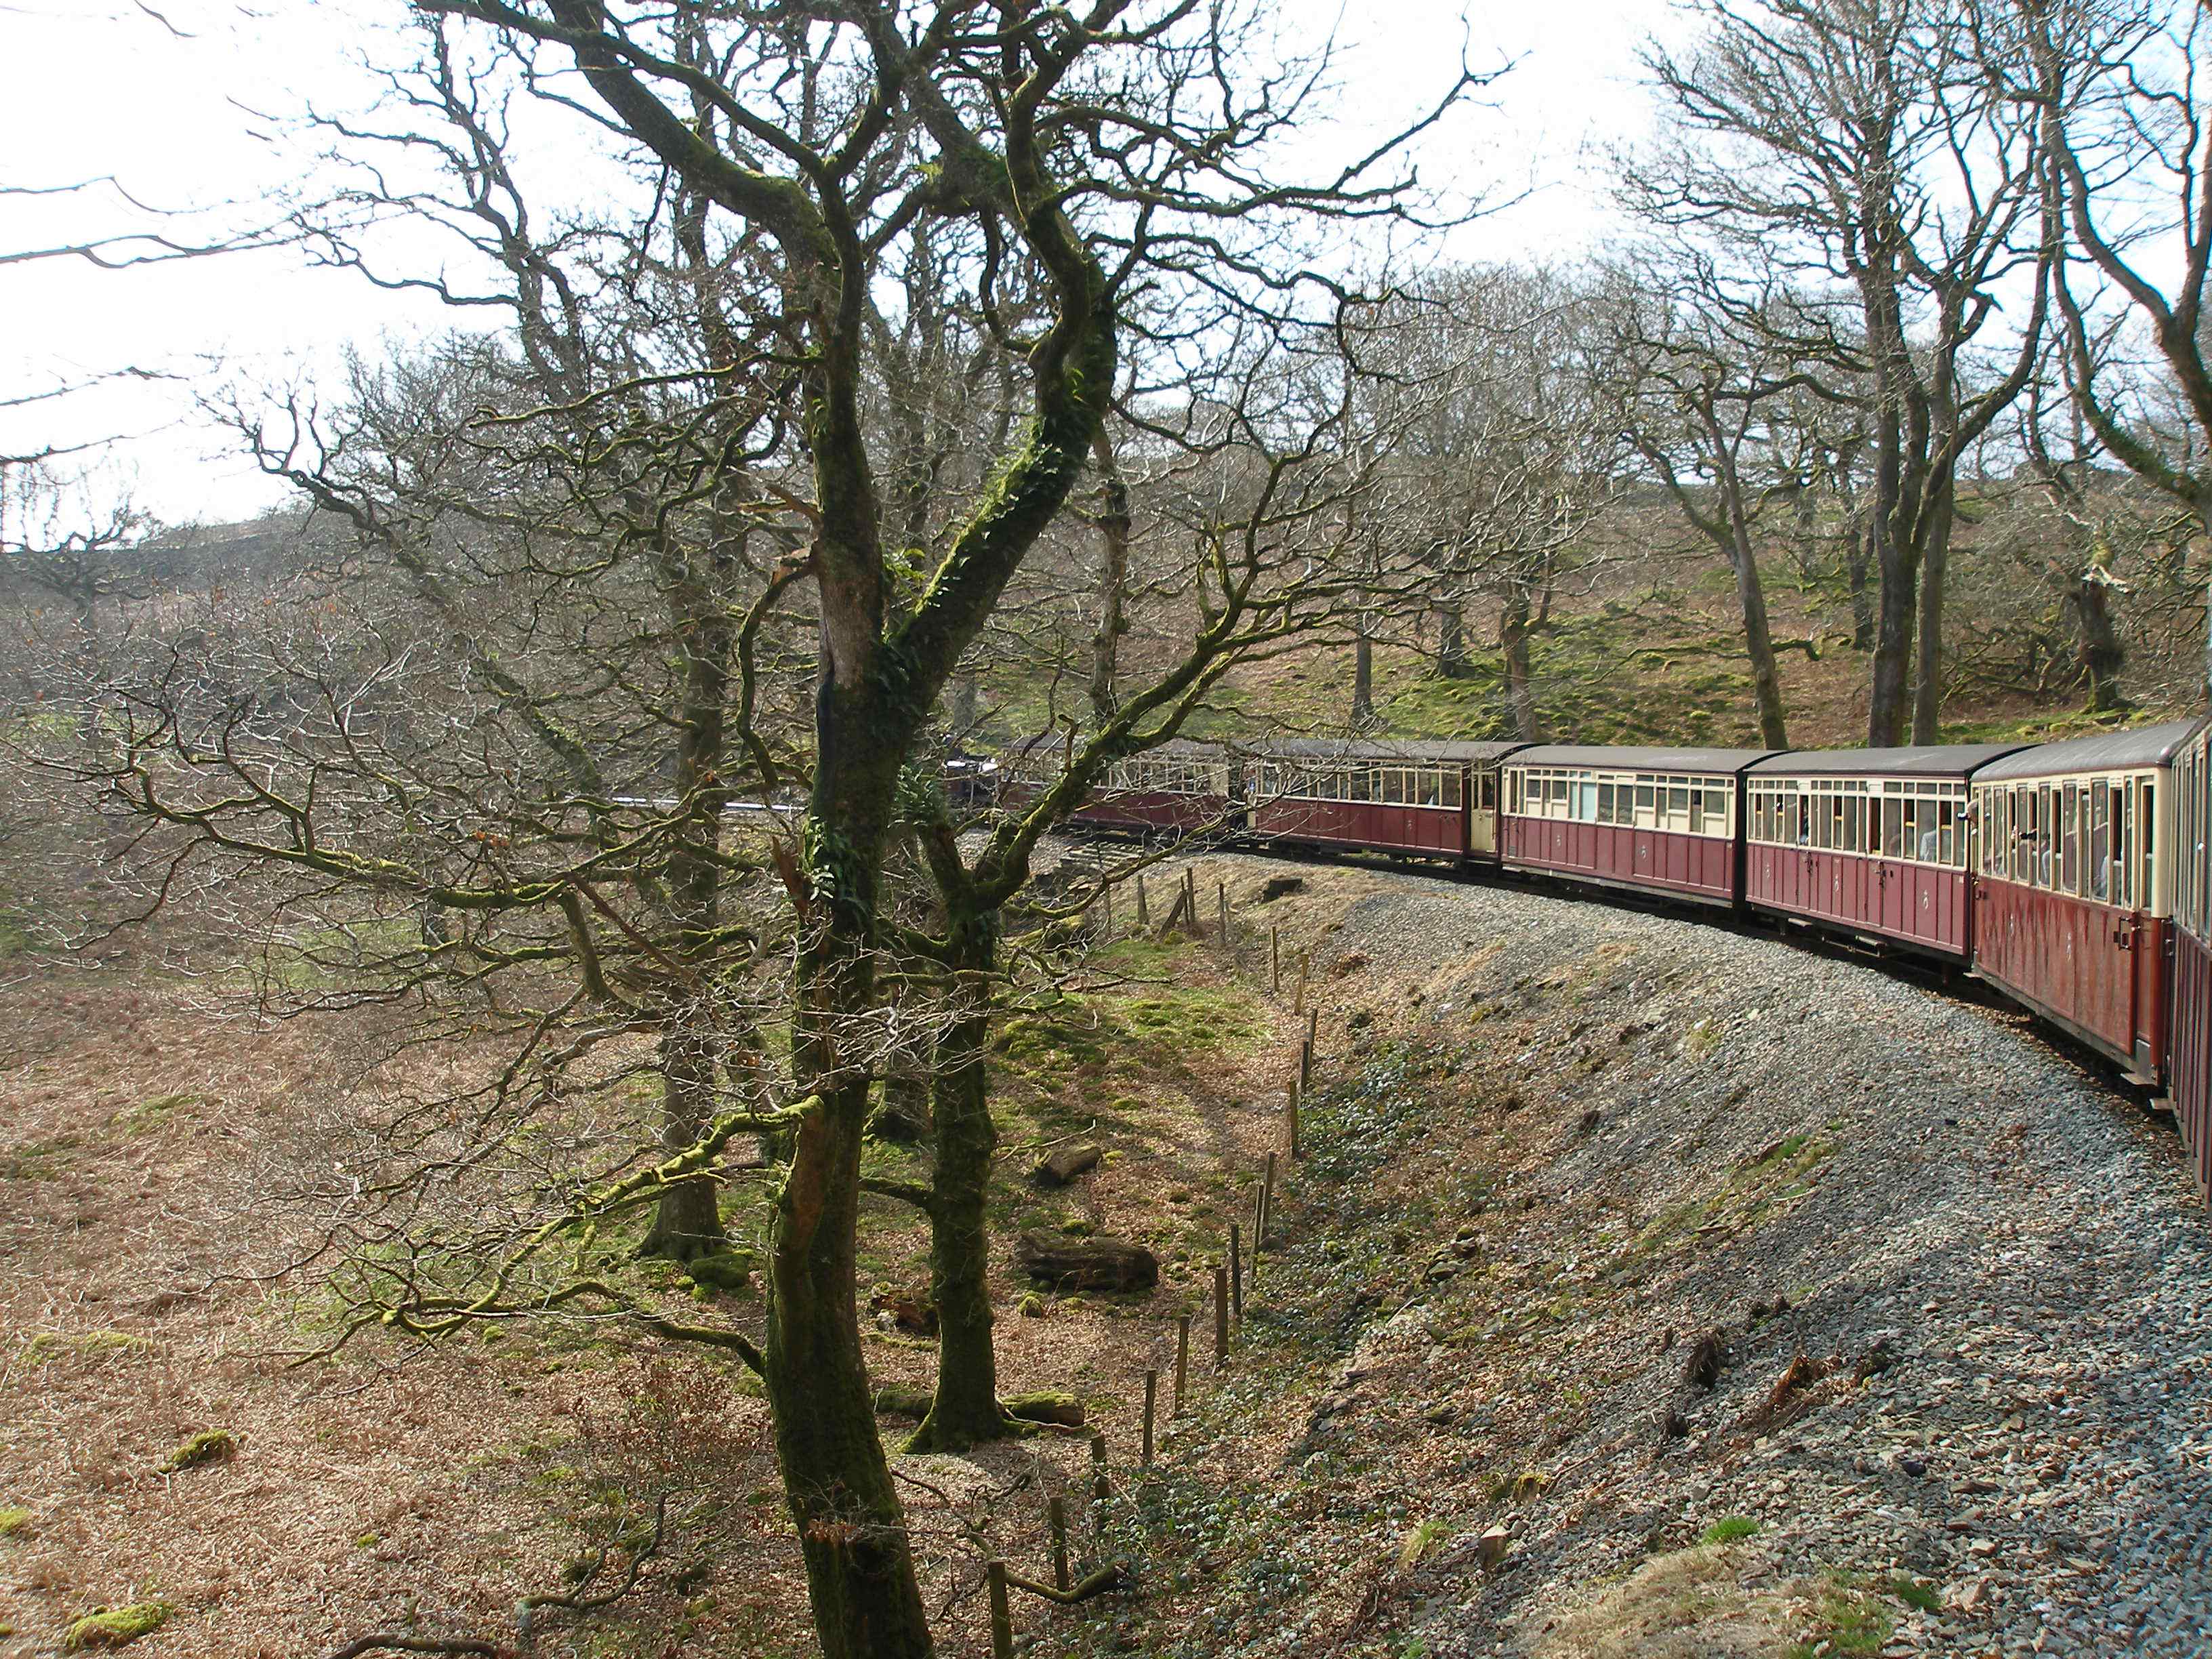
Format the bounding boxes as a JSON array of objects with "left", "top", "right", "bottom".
[{"left": 991, "top": 857, "right": 1325, "bottom": 1655}]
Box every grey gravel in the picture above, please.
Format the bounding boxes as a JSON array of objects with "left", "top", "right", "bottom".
[{"left": 1170, "top": 853, "right": 2212, "bottom": 1659}]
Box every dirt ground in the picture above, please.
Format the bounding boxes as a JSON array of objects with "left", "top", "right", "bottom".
[
  {"left": 9, "top": 843, "right": 2201, "bottom": 1659},
  {"left": 0, "top": 859, "right": 1338, "bottom": 1659}
]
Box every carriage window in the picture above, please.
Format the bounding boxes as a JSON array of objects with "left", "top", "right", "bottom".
[
  {"left": 1633, "top": 783, "right": 1654, "bottom": 826},
  {"left": 1444, "top": 770, "right": 1464, "bottom": 810},
  {"left": 2090, "top": 781, "right": 2112, "bottom": 902},
  {"left": 2061, "top": 785, "right": 2080, "bottom": 894},
  {"left": 1938, "top": 800, "right": 1959, "bottom": 867},
  {"left": 1880, "top": 796, "right": 1902, "bottom": 858},
  {"left": 1380, "top": 769, "right": 1403, "bottom": 806},
  {"left": 1599, "top": 781, "right": 1618, "bottom": 825},
  {"left": 2035, "top": 786, "right": 2053, "bottom": 886},
  {"left": 1475, "top": 771, "right": 1491, "bottom": 811},
  {"left": 1666, "top": 785, "right": 1690, "bottom": 830}
]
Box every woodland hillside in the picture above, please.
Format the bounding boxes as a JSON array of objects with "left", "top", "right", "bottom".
[{"left": 9, "top": 2, "right": 2212, "bottom": 1657}]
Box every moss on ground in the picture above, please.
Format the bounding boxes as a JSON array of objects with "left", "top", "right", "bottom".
[
  {"left": 26, "top": 1330, "right": 154, "bottom": 1365},
  {"left": 1, "top": 1133, "right": 77, "bottom": 1180},
  {"left": 161, "top": 1429, "right": 235, "bottom": 1473},
  {"left": 63, "top": 1603, "right": 173, "bottom": 1651}
]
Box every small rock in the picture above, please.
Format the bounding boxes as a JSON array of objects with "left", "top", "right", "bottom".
[{"left": 1476, "top": 1524, "right": 1512, "bottom": 1570}]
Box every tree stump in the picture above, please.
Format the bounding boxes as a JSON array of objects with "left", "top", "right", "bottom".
[{"left": 1014, "top": 1231, "right": 1159, "bottom": 1292}]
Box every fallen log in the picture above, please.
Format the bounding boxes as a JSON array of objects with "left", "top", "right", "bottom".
[
  {"left": 1031, "top": 1143, "right": 1103, "bottom": 1187},
  {"left": 1014, "top": 1231, "right": 1159, "bottom": 1292}
]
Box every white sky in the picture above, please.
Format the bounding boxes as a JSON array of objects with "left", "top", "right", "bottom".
[{"left": 0, "top": 0, "right": 1680, "bottom": 525}]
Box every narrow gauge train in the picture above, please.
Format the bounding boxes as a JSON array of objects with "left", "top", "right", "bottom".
[{"left": 1021, "top": 722, "right": 2212, "bottom": 1201}]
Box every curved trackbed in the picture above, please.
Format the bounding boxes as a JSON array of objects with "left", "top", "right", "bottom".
[{"left": 1137, "top": 848, "right": 2212, "bottom": 1658}]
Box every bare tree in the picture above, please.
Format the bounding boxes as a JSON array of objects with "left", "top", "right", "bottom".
[
  {"left": 1631, "top": 0, "right": 2055, "bottom": 743},
  {"left": 1348, "top": 266, "right": 1625, "bottom": 739},
  {"left": 38, "top": 5, "right": 1488, "bottom": 1653},
  {"left": 1605, "top": 255, "right": 1826, "bottom": 747},
  {"left": 2030, "top": 0, "right": 2212, "bottom": 700}
]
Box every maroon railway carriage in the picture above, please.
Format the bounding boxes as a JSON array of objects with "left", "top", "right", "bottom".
[
  {"left": 1063, "top": 739, "right": 1240, "bottom": 837},
  {"left": 1969, "top": 720, "right": 2200, "bottom": 1089},
  {"left": 2172, "top": 721, "right": 2212, "bottom": 1195},
  {"left": 1247, "top": 739, "right": 1526, "bottom": 863},
  {"left": 1744, "top": 745, "right": 2026, "bottom": 960},
  {"left": 1499, "top": 745, "right": 1772, "bottom": 907}
]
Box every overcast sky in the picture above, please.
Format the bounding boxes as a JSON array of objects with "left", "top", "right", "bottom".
[{"left": 0, "top": 0, "right": 1681, "bottom": 526}]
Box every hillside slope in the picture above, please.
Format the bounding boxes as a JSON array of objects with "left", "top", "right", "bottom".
[{"left": 1100, "top": 855, "right": 2211, "bottom": 1659}]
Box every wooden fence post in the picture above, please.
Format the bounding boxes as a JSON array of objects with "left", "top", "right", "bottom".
[
  {"left": 1286, "top": 1080, "right": 1300, "bottom": 1160},
  {"left": 1142, "top": 1369, "right": 1158, "bottom": 1467},
  {"left": 1183, "top": 867, "right": 1198, "bottom": 935},
  {"left": 1101, "top": 880, "right": 1112, "bottom": 941},
  {"left": 1229, "top": 1222, "right": 1243, "bottom": 1318},
  {"left": 1214, "top": 1264, "right": 1229, "bottom": 1368},
  {"left": 1269, "top": 925, "right": 1281, "bottom": 992},
  {"left": 1135, "top": 872, "right": 1149, "bottom": 927},
  {"left": 1048, "top": 1495, "right": 1070, "bottom": 1594},
  {"left": 1216, "top": 879, "right": 1229, "bottom": 945},
  {"left": 1174, "top": 1315, "right": 1190, "bottom": 1414},
  {"left": 1294, "top": 949, "right": 1309, "bottom": 1014},
  {"left": 1090, "top": 1431, "right": 1110, "bottom": 1500},
  {"left": 1260, "top": 1150, "right": 1277, "bottom": 1255},
  {"left": 987, "top": 1561, "right": 1013, "bottom": 1659},
  {"left": 1250, "top": 1173, "right": 1266, "bottom": 1284},
  {"left": 1298, "top": 1037, "right": 1312, "bottom": 1101}
]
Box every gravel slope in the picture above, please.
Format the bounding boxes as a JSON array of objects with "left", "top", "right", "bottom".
[{"left": 1156, "top": 853, "right": 2212, "bottom": 1659}]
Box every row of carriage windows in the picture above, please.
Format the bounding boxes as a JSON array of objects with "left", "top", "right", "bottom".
[
  {"left": 1250, "top": 764, "right": 1483, "bottom": 810},
  {"left": 1750, "top": 778, "right": 1969, "bottom": 869},
  {"left": 1102, "top": 758, "right": 1231, "bottom": 795},
  {"left": 1973, "top": 776, "right": 2152, "bottom": 909},
  {"left": 1504, "top": 769, "right": 1738, "bottom": 838},
  {"left": 2180, "top": 739, "right": 2211, "bottom": 940}
]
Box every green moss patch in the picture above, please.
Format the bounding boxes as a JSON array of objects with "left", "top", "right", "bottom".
[
  {"left": 0, "top": 1507, "right": 32, "bottom": 1538},
  {"left": 26, "top": 1330, "right": 154, "bottom": 1366},
  {"left": 64, "top": 1602, "right": 173, "bottom": 1650},
  {"left": 161, "top": 1430, "right": 235, "bottom": 1473},
  {"left": 110, "top": 1093, "right": 200, "bottom": 1136},
  {"left": 2, "top": 1133, "right": 79, "bottom": 1180},
  {"left": 1697, "top": 1515, "right": 1759, "bottom": 1544}
]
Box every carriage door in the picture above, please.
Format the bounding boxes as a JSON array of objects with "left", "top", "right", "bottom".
[{"left": 1472, "top": 767, "right": 1498, "bottom": 855}]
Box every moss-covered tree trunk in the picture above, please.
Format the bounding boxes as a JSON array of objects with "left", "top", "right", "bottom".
[
  {"left": 908, "top": 903, "right": 1006, "bottom": 1452},
  {"left": 638, "top": 530, "right": 735, "bottom": 1261},
  {"left": 1088, "top": 429, "right": 1130, "bottom": 728},
  {"left": 769, "top": 701, "right": 935, "bottom": 1659},
  {"left": 1500, "top": 588, "right": 1545, "bottom": 741},
  {"left": 1909, "top": 484, "right": 1957, "bottom": 745},
  {"left": 2062, "top": 567, "right": 2126, "bottom": 712}
]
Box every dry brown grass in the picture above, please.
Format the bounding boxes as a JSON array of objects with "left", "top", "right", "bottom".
[{"left": 0, "top": 881, "right": 1317, "bottom": 1658}]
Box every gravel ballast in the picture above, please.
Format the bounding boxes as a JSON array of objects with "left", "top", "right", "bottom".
[{"left": 1136, "top": 851, "right": 2212, "bottom": 1659}]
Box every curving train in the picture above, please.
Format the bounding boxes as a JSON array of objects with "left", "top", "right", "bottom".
[{"left": 982, "top": 720, "right": 2212, "bottom": 1201}]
